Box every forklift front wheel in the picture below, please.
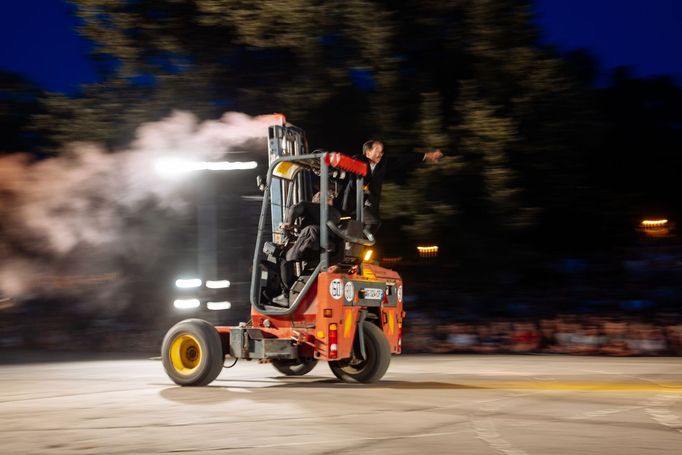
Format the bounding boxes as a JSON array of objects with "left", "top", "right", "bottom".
[
  {"left": 329, "top": 321, "right": 390, "bottom": 383},
  {"left": 162, "top": 319, "right": 224, "bottom": 386}
]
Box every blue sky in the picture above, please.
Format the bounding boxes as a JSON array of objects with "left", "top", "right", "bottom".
[
  {"left": 0, "top": 0, "right": 98, "bottom": 92},
  {"left": 535, "top": 0, "right": 682, "bottom": 84},
  {"left": 0, "top": 0, "right": 680, "bottom": 93}
]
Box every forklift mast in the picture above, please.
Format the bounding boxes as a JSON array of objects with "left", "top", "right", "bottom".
[{"left": 266, "top": 121, "right": 312, "bottom": 241}]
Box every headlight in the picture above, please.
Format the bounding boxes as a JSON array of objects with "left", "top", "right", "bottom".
[
  {"left": 173, "top": 299, "right": 200, "bottom": 309},
  {"left": 175, "top": 278, "right": 202, "bottom": 288},
  {"left": 206, "top": 280, "right": 230, "bottom": 289},
  {"left": 206, "top": 301, "right": 231, "bottom": 310}
]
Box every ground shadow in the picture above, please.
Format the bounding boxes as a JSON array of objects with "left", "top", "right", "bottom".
[{"left": 159, "top": 377, "right": 483, "bottom": 404}]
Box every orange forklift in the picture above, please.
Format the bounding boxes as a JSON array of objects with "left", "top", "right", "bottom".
[{"left": 161, "top": 119, "right": 405, "bottom": 385}]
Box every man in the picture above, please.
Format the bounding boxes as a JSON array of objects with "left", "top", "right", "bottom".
[
  {"left": 342, "top": 139, "right": 443, "bottom": 229},
  {"left": 272, "top": 191, "right": 340, "bottom": 306}
]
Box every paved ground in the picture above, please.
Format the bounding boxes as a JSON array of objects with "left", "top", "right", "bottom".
[{"left": 1, "top": 354, "right": 681, "bottom": 454}]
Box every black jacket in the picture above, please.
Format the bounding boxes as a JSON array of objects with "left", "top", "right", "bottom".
[
  {"left": 284, "top": 202, "right": 341, "bottom": 263},
  {"left": 342, "top": 153, "right": 423, "bottom": 220},
  {"left": 285, "top": 201, "right": 340, "bottom": 228}
]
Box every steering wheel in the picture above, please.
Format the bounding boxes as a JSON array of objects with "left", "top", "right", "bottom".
[{"left": 326, "top": 221, "right": 376, "bottom": 246}]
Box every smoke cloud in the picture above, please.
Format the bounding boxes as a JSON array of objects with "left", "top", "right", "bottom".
[{"left": 0, "top": 111, "right": 277, "bottom": 312}]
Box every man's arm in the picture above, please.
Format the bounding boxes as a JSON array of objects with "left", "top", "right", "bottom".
[
  {"left": 282, "top": 203, "right": 305, "bottom": 227},
  {"left": 387, "top": 148, "right": 443, "bottom": 173}
]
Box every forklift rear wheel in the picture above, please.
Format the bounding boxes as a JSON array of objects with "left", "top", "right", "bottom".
[
  {"left": 329, "top": 321, "right": 391, "bottom": 383},
  {"left": 162, "top": 319, "right": 224, "bottom": 386},
  {"left": 272, "top": 358, "right": 319, "bottom": 376}
]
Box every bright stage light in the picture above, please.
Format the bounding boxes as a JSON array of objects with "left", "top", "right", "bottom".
[
  {"left": 206, "top": 301, "right": 232, "bottom": 310},
  {"left": 206, "top": 280, "right": 230, "bottom": 289},
  {"left": 173, "top": 298, "right": 200, "bottom": 309},
  {"left": 175, "top": 278, "right": 202, "bottom": 288},
  {"left": 155, "top": 158, "right": 257, "bottom": 177}
]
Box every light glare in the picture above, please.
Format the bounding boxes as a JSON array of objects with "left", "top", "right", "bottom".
[
  {"left": 155, "top": 158, "right": 257, "bottom": 176},
  {"left": 201, "top": 161, "right": 257, "bottom": 171},
  {"left": 417, "top": 245, "right": 439, "bottom": 258},
  {"left": 173, "top": 298, "right": 200, "bottom": 309},
  {"left": 206, "top": 301, "right": 232, "bottom": 310},
  {"left": 641, "top": 219, "right": 668, "bottom": 226},
  {"left": 206, "top": 280, "right": 231, "bottom": 289},
  {"left": 176, "top": 278, "right": 202, "bottom": 288}
]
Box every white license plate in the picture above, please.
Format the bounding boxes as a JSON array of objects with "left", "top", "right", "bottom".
[{"left": 363, "top": 288, "right": 383, "bottom": 300}]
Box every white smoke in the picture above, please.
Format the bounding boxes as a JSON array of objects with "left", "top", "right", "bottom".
[{"left": 0, "top": 111, "right": 278, "bottom": 308}]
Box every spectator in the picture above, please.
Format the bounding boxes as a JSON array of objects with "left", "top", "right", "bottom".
[
  {"left": 570, "top": 322, "right": 605, "bottom": 355},
  {"left": 509, "top": 322, "right": 540, "bottom": 353},
  {"left": 600, "top": 320, "right": 630, "bottom": 356}
]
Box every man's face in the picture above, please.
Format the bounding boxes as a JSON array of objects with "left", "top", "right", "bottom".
[{"left": 365, "top": 143, "right": 384, "bottom": 165}]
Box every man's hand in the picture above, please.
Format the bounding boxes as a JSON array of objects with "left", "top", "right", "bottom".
[{"left": 424, "top": 149, "right": 444, "bottom": 162}]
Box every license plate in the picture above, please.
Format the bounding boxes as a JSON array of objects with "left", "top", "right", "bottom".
[{"left": 363, "top": 288, "right": 383, "bottom": 300}]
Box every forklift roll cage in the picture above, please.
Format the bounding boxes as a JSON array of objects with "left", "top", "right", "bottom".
[{"left": 250, "top": 148, "right": 374, "bottom": 315}]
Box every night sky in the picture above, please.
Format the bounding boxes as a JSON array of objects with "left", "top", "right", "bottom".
[
  {"left": 0, "top": 0, "right": 681, "bottom": 93},
  {"left": 0, "top": 0, "right": 98, "bottom": 93}
]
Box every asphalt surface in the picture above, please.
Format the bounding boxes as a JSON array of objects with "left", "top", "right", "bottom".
[{"left": 1, "top": 354, "right": 681, "bottom": 454}]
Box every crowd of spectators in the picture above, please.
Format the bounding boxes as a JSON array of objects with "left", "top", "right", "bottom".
[
  {"left": 2, "top": 244, "right": 681, "bottom": 357},
  {"left": 2, "top": 308, "right": 682, "bottom": 357},
  {"left": 399, "top": 243, "right": 682, "bottom": 356},
  {"left": 404, "top": 314, "right": 682, "bottom": 356}
]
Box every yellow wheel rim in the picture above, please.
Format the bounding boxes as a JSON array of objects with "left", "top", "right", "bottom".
[{"left": 169, "top": 334, "right": 202, "bottom": 375}]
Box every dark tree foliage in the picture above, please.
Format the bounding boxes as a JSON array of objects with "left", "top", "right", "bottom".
[
  {"left": 0, "top": 71, "right": 53, "bottom": 156},
  {"left": 27, "top": 0, "right": 682, "bottom": 292},
  {"left": 597, "top": 68, "right": 682, "bottom": 224}
]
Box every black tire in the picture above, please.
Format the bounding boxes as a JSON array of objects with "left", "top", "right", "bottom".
[
  {"left": 161, "top": 319, "right": 225, "bottom": 386},
  {"left": 272, "top": 358, "right": 319, "bottom": 376},
  {"left": 329, "top": 321, "right": 391, "bottom": 383}
]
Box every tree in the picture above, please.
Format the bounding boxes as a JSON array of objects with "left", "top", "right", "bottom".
[
  {"left": 37, "top": 0, "right": 418, "bottom": 150},
  {"left": 0, "top": 70, "right": 52, "bottom": 155},
  {"left": 40, "top": 1, "right": 628, "bottom": 272}
]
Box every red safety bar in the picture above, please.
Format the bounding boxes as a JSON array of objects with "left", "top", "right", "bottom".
[{"left": 325, "top": 152, "right": 367, "bottom": 176}]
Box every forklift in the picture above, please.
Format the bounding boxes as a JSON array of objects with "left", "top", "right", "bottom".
[{"left": 161, "top": 118, "right": 405, "bottom": 385}]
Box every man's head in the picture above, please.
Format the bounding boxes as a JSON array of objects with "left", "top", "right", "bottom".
[
  {"left": 312, "top": 191, "right": 335, "bottom": 205},
  {"left": 362, "top": 139, "right": 384, "bottom": 165}
]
